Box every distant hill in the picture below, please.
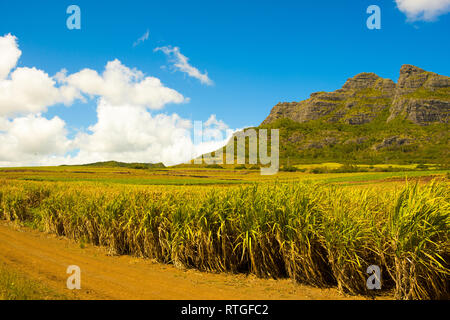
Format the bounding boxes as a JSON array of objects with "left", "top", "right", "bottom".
[
  {"left": 204, "top": 65, "right": 449, "bottom": 165},
  {"left": 69, "top": 161, "right": 166, "bottom": 169}
]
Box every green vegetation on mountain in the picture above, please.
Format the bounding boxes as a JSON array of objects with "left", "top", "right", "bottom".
[{"left": 260, "top": 117, "right": 448, "bottom": 165}]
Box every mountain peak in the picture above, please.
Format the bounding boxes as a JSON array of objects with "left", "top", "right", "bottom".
[
  {"left": 342, "top": 72, "right": 382, "bottom": 90},
  {"left": 399, "top": 64, "right": 426, "bottom": 77}
]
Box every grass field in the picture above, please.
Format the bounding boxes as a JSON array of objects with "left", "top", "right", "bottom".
[
  {"left": 0, "top": 163, "right": 448, "bottom": 186},
  {"left": 0, "top": 164, "right": 448, "bottom": 300},
  {"left": 0, "top": 262, "right": 69, "bottom": 300}
]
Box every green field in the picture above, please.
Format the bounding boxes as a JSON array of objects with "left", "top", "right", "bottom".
[{"left": 0, "top": 163, "right": 448, "bottom": 186}]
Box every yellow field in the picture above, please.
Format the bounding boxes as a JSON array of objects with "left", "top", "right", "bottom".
[
  {"left": 0, "top": 163, "right": 447, "bottom": 186},
  {"left": 0, "top": 164, "right": 448, "bottom": 300}
]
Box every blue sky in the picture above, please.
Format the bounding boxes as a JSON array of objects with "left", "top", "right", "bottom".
[{"left": 0, "top": 0, "right": 449, "bottom": 166}]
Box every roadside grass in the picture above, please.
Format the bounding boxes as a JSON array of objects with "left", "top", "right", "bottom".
[{"left": 0, "top": 263, "right": 69, "bottom": 300}]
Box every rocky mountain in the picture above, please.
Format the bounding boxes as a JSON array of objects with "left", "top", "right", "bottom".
[
  {"left": 257, "top": 65, "right": 449, "bottom": 164},
  {"left": 262, "top": 65, "right": 449, "bottom": 126},
  {"left": 200, "top": 65, "right": 449, "bottom": 166}
]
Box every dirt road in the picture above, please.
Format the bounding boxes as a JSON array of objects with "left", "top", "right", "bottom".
[{"left": 0, "top": 221, "right": 377, "bottom": 300}]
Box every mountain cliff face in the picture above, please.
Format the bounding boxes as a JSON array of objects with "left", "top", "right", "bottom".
[
  {"left": 201, "top": 65, "right": 448, "bottom": 165},
  {"left": 389, "top": 65, "right": 450, "bottom": 124},
  {"left": 258, "top": 65, "right": 449, "bottom": 164},
  {"left": 262, "top": 65, "right": 449, "bottom": 126}
]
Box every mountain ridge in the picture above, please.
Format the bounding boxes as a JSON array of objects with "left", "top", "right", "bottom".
[
  {"left": 262, "top": 64, "right": 449, "bottom": 126},
  {"left": 206, "top": 65, "right": 450, "bottom": 165}
]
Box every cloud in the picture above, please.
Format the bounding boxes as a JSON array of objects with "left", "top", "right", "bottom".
[
  {"left": 0, "top": 102, "right": 235, "bottom": 167},
  {"left": 204, "top": 114, "right": 228, "bottom": 131},
  {"left": 0, "top": 34, "right": 80, "bottom": 117},
  {"left": 0, "top": 33, "right": 232, "bottom": 167},
  {"left": 155, "top": 46, "right": 213, "bottom": 86},
  {"left": 0, "top": 98, "right": 235, "bottom": 167},
  {"left": 71, "top": 99, "right": 194, "bottom": 165},
  {"left": 133, "top": 29, "right": 150, "bottom": 47},
  {"left": 0, "top": 114, "right": 71, "bottom": 165},
  {"left": 69, "top": 100, "right": 234, "bottom": 166},
  {"left": 0, "top": 34, "right": 187, "bottom": 116},
  {"left": 0, "top": 34, "right": 21, "bottom": 79},
  {"left": 0, "top": 67, "right": 75, "bottom": 116},
  {"left": 395, "top": 0, "right": 450, "bottom": 21},
  {"left": 60, "top": 59, "right": 188, "bottom": 109}
]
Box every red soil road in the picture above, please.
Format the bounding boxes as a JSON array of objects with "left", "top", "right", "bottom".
[{"left": 0, "top": 221, "right": 387, "bottom": 300}]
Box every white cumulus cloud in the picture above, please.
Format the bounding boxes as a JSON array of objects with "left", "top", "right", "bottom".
[
  {"left": 0, "top": 34, "right": 80, "bottom": 117},
  {"left": 0, "top": 67, "right": 66, "bottom": 116},
  {"left": 155, "top": 46, "right": 213, "bottom": 86},
  {"left": 0, "top": 34, "right": 21, "bottom": 80},
  {"left": 0, "top": 114, "right": 71, "bottom": 165},
  {"left": 0, "top": 33, "right": 232, "bottom": 167},
  {"left": 60, "top": 59, "right": 187, "bottom": 109},
  {"left": 395, "top": 0, "right": 450, "bottom": 21},
  {"left": 70, "top": 100, "right": 233, "bottom": 166},
  {"left": 0, "top": 104, "right": 235, "bottom": 167},
  {"left": 0, "top": 33, "right": 187, "bottom": 116}
]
